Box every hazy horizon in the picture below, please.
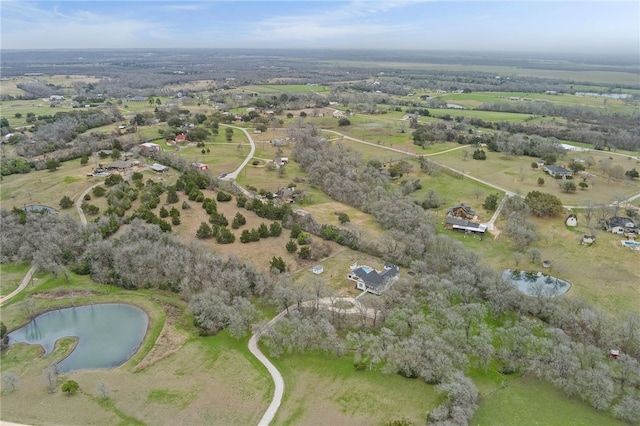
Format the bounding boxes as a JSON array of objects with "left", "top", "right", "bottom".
[{"left": 1, "top": 1, "right": 638, "bottom": 56}]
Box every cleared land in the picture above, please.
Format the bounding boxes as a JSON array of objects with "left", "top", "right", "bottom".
[
  {"left": 472, "top": 375, "right": 624, "bottom": 425},
  {"left": 0, "top": 262, "right": 31, "bottom": 297},
  {"left": 2, "top": 63, "right": 639, "bottom": 425}
]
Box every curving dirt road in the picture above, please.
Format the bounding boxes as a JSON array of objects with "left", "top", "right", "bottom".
[
  {"left": 0, "top": 265, "right": 36, "bottom": 307},
  {"left": 219, "top": 124, "right": 256, "bottom": 181},
  {"left": 76, "top": 182, "right": 103, "bottom": 226},
  {"left": 248, "top": 297, "right": 373, "bottom": 425}
]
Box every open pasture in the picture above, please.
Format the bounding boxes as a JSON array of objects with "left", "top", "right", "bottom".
[
  {"left": 485, "top": 210, "right": 640, "bottom": 315},
  {"left": 471, "top": 375, "right": 624, "bottom": 426},
  {"left": 248, "top": 84, "right": 330, "bottom": 93},
  {"left": 433, "top": 148, "right": 640, "bottom": 206},
  {"left": 0, "top": 75, "right": 100, "bottom": 98},
  {"left": 0, "top": 262, "right": 31, "bottom": 297},
  {"left": 438, "top": 91, "right": 637, "bottom": 113},
  {"left": 271, "top": 351, "right": 439, "bottom": 426},
  {"left": 322, "top": 60, "right": 640, "bottom": 86},
  {"left": 0, "top": 158, "right": 101, "bottom": 219},
  {"left": 0, "top": 271, "right": 272, "bottom": 426},
  {"left": 0, "top": 100, "right": 77, "bottom": 128}
]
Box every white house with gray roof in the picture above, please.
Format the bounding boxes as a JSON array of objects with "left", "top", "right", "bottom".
[{"left": 347, "top": 262, "right": 399, "bottom": 295}]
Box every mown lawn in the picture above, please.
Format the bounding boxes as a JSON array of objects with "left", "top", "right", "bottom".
[
  {"left": 270, "top": 351, "right": 439, "bottom": 426},
  {"left": 0, "top": 270, "right": 272, "bottom": 426},
  {"left": 472, "top": 375, "right": 625, "bottom": 426},
  {"left": 0, "top": 262, "right": 31, "bottom": 297}
]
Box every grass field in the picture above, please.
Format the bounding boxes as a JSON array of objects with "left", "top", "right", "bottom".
[
  {"left": 270, "top": 351, "right": 439, "bottom": 425},
  {"left": 0, "top": 270, "right": 272, "bottom": 426},
  {"left": 244, "top": 84, "right": 330, "bottom": 93},
  {"left": 472, "top": 375, "right": 625, "bottom": 425},
  {"left": 320, "top": 60, "right": 640, "bottom": 86},
  {"left": 432, "top": 148, "right": 640, "bottom": 206},
  {"left": 439, "top": 91, "right": 638, "bottom": 114},
  {"left": 0, "top": 158, "right": 105, "bottom": 220},
  {"left": 0, "top": 262, "right": 31, "bottom": 297}
]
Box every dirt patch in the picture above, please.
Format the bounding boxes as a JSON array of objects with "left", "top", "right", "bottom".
[
  {"left": 134, "top": 322, "right": 188, "bottom": 371},
  {"left": 33, "top": 289, "right": 97, "bottom": 299}
]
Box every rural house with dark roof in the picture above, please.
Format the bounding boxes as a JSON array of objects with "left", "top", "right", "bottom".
[
  {"left": 447, "top": 203, "right": 476, "bottom": 219},
  {"left": 347, "top": 262, "right": 399, "bottom": 295},
  {"left": 544, "top": 165, "right": 573, "bottom": 178}
]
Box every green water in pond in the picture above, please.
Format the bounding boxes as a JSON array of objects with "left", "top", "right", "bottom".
[{"left": 8, "top": 303, "right": 148, "bottom": 372}]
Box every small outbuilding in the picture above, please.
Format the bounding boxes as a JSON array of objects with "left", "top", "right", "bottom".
[
  {"left": 191, "top": 162, "right": 209, "bottom": 171},
  {"left": 581, "top": 235, "right": 596, "bottom": 245},
  {"left": 150, "top": 163, "right": 169, "bottom": 173},
  {"left": 139, "top": 142, "right": 161, "bottom": 152},
  {"left": 566, "top": 214, "right": 578, "bottom": 227},
  {"left": 311, "top": 265, "right": 324, "bottom": 275}
]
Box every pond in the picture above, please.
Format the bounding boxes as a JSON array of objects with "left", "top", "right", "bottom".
[
  {"left": 502, "top": 269, "right": 571, "bottom": 298},
  {"left": 8, "top": 303, "right": 148, "bottom": 373},
  {"left": 21, "top": 204, "right": 56, "bottom": 213}
]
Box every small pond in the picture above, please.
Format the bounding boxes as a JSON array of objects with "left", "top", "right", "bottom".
[
  {"left": 8, "top": 303, "right": 148, "bottom": 372},
  {"left": 502, "top": 269, "right": 571, "bottom": 298},
  {"left": 21, "top": 204, "right": 56, "bottom": 213}
]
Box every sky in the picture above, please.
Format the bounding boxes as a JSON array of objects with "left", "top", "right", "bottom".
[{"left": 1, "top": 1, "right": 639, "bottom": 55}]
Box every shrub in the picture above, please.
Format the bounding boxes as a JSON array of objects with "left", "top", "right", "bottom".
[
  {"left": 196, "top": 222, "right": 214, "bottom": 239},
  {"left": 61, "top": 380, "right": 79, "bottom": 395},
  {"left": 216, "top": 227, "right": 235, "bottom": 244},
  {"left": 269, "top": 221, "right": 282, "bottom": 237},
  {"left": 92, "top": 186, "right": 107, "bottom": 197},
  {"left": 472, "top": 149, "right": 486, "bottom": 160},
  {"left": 217, "top": 191, "right": 232, "bottom": 202},
  {"left": 298, "top": 246, "right": 311, "bottom": 259},
  {"left": 270, "top": 256, "right": 286, "bottom": 272},
  {"left": 104, "top": 174, "right": 123, "bottom": 187},
  {"left": 286, "top": 240, "right": 298, "bottom": 253},
  {"left": 59, "top": 195, "right": 73, "bottom": 209}
]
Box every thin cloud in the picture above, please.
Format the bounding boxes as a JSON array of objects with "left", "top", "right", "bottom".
[{"left": 246, "top": 0, "right": 422, "bottom": 43}]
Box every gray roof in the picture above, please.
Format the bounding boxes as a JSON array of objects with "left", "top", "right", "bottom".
[
  {"left": 352, "top": 264, "right": 399, "bottom": 290},
  {"left": 445, "top": 217, "right": 486, "bottom": 233},
  {"left": 448, "top": 203, "right": 475, "bottom": 216},
  {"left": 150, "top": 163, "right": 169, "bottom": 172},
  {"left": 104, "top": 160, "right": 133, "bottom": 169},
  {"left": 545, "top": 165, "right": 572, "bottom": 175},
  {"left": 608, "top": 216, "right": 636, "bottom": 229}
]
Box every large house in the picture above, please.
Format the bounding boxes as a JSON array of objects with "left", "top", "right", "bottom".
[
  {"left": 347, "top": 262, "right": 399, "bottom": 295},
  {"left": 445, "top": 217, "right": 487, "bottom": 235},
  {"left": 604, "top": 217, "right": 637, "bottom": 235},
  {"left": 447, "top": 203, "right": 476, "bottom": 220},
  {"left": 544, "top": 165, "right": 573, "bottom": 178}
]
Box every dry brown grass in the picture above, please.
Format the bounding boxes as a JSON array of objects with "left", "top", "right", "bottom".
[
  {"left": 434, "top": 149, "right": 640, "bottom": 206},
  {"left": 0, "top": 338, "right": 270, "bottom": 426},
  {"left": 0, "top": 159, "right": 102, "bottom": 219},
  {"left": 487, "top": 214, "right": 640, "bottom": 314},
  {"left": 273, "top": 355, "right": 439, "bottom": 426}
]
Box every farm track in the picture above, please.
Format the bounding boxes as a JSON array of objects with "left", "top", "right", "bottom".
[
  {"left": 0, "top": 265, "right": 36, "bottom": 307},
  {"left": 322, "top": 129, "right": 640, "bottom": 209},
  {"left": 249, "top": 297, "right": 375, "bottom": 426}
]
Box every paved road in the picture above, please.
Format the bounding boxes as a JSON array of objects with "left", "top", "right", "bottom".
[
  {"left": 220, "top": 124, "right": 256, "bottom": 180},
  {"left": 249, "top": 297, "right": 373, "bottom": 426},
  {"left": 0, "top": 265, "right": 36, "bottom": 307}
]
